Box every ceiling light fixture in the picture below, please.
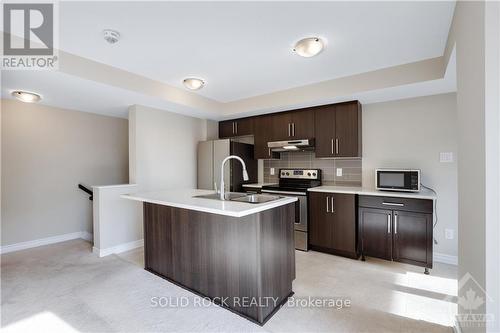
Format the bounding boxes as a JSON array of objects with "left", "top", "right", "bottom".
[
  {"left": 103, "top": 29, "right": 121, "bottom": 44},
  {"left": 183, "top": 78, "right": 205, "bottom": 90},
  {"left": 293, "top": 37, "right": 325, "bottom": 58},
  {"left": 11, "top": 90, "right": 42, "bottom": 103}
]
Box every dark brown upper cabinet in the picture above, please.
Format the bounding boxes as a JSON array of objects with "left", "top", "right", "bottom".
[
  {"left": 314, "top": 101, "right": 362, "bottom": 158},
  {"left": 308, "top": 191, "right": 357, "bottom": 259},
  {"left": 253, "top": 115, "right": 279, "bottom": 159},
  {"left": 219, "top": 118, "right": 253, "bottom": 138},
  {"left": 271, "top": 110, "right": 314, "bottom": 141}
]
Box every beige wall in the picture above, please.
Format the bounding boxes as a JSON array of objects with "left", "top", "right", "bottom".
[
  {"left": 449, "top": 1, "right": 500, "bottom": 331},
  {"left": 362, "top": 93, "right": 458, "bottom": 258},
  {"left": 1, "top": 100, "right": 129, "bottom": 246},
  {"left": 128, "top": 105, "right": 209, "bottom": 191}
]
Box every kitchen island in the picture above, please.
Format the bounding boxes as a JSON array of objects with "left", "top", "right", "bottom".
[{"left": 123, "top": 189, "right": 297, "bottom": 324}]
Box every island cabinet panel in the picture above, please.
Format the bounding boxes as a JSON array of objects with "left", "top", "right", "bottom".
[
  {"left": 143, "top": 202, "right": 295, "bottom": 324},
  {"left": 308, "top": 192, "right": 358, "bottom": 258}
]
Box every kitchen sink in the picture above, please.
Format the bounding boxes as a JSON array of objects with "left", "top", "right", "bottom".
[
  {"left": 230, "top": 194, "right": 281, "bottom": 204},
  {"left": 194, "top": 192, "right": 247, "bottom": 200},
  {"left": 194, "top": 192, "right": 281, "bottom": 204}
]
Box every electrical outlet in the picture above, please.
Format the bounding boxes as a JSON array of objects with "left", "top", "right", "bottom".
[
  {"left": 270, "top": 168, "right": 275, "bottom": 175},
  {"left": 445, "top": 229, "right": 454, "bottom": 240},
  {"left": 336, "top": 168, "right": 343, "bottom": 177},
  {"left": 440, "top": 152, "right": 454, "bottom": 163}
]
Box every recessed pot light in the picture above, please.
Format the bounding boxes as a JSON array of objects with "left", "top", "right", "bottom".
[
  {"left": 11, "top": 90, "right": 42, "bottom": 103},
  {"left": 293, "top": 37, "right": 325, "bottom": 57},
  {"left": 183, "top": 78, "right": 205, "bottom": 90}
]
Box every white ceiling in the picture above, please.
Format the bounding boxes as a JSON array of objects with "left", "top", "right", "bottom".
[
  {"left": 0, "top": 70, "right": 218, "bottom": 119},
  {"left": 58, "top": 1, "right": 455, "bottom": 102},
  {"left": 1, "top": 48, "right": 456, "bottom": 120}
]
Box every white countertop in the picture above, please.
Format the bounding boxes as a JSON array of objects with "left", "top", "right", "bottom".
[
  {"left": 308, "top": 186, "right": 436, "bottom": 200},
  {"left": 242, "top": 183, "right": 277, "bottom": 189},
  {"left": 122, "top": 189, "right": 297, "bottom": 217}
]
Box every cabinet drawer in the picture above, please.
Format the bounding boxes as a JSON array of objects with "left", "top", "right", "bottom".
[{"left": 358, "top": 195, "right": 433, "bottom": 214}]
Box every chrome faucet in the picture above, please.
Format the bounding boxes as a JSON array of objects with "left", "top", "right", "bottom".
[{"left": 220, "top": 155, "right": 249, "bottom": 200}]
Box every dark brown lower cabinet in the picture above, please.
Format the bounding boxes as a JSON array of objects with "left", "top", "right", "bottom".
[
  {"left": 308, "top": 192, "right": 358, "bottom": 259},
  {"left": 358, "top": 208, "right": 392, "bottom": 261},
  {"left": 393, "top": 210, "right": 433, "bottom": 267},
  {"left": 358, "top": 195, "right": 433, "bottom": 273}
]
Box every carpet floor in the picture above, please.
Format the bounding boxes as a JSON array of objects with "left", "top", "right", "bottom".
[{"left": 1, "top": 239, "right": 456, "bottom": 332}]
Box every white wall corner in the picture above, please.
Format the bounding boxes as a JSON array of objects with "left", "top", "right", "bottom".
[
  {"left": 93, "top": 239, "right": 143, "bottom": 258},
  {"left": 434, "top": 252, "right": 458, "bottom": 266}
]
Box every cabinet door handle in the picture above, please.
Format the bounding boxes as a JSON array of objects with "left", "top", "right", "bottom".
[
  {"left": 268, "top": 148, "right": 271, "bottom": 157},
  {"left": 331, "top": 196, "right": 335, "bottom": 213},
  {"left": 235, "top": 121, "right": 238, "bottom": 134},
  {"left": 331, "top": 139, "right": 334, "bottom": 155},
  {"left": 394, "top": 214, "right": 398, "bottom": 234},
  {"left": 382, "top": 202, "right": 404, "bottom": 207},
  {"left": 292, "top": 123, "right": 295, "bottom": 136},
  {"left": 326, "top": 196, "right": 329, "bottom": 213},
  {"left": 387, "top": 214, "right": 391, "bottom": 234},
  {"left": 335, "top": 138, "right": 339, "bottom": 154},
  {"left": 288, "top": 123, "right": 291, "bottom": 137},
  {"left": 232, "top": 122, "right": 235, "bottom": 134}
]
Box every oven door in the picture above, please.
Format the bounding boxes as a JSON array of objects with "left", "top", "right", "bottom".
[{"left": 260, "top": 189, "right": 308, "bottom": 250}]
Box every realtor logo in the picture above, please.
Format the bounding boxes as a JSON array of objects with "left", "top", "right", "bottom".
[
  {"left": 2, "top": 2, "right": 58, "bottom": 69},
  {"left": 445, "top": 272, "right": 495, "bottom": 328}
]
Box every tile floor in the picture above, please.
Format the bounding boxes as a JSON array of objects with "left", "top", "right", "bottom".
[{"left": 1, "top": 239, "right": 457, "bottom": 332}]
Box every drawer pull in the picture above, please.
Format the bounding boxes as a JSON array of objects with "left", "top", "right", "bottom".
[
  {"left": 387, "top": 214, "right": 391, "bottom": 234},
  {"left": 394, "top": 214, "right": 398, "bottom": 234},
  {"left": 382, "top": 202, "right": 404, "bottom": 207}
]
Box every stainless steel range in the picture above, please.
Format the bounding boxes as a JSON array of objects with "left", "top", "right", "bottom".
[{"left": 261, "top": 169, "right": 322, "bottom": 251}]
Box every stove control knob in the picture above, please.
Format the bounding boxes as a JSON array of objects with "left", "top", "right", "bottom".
[
  {"left": 281, "top": 172, "right": 285, "bottom": 176},
  {"left": 307, "top": 172, "right": 311, "bottom": 176},
  {"left": 312, "top": 172, "right": 317, "bottom": 177},
  {"left": 286, "top": 172, "right": 290, "bottom": 176}
]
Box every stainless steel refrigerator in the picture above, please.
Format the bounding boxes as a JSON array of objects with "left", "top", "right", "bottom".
[{"left": 197, "top": 139, "right": 257, "bottom": 192}]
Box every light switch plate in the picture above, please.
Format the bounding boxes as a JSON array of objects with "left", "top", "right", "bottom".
[
  {"left": 440, "top": 152, "right": 454, "bottom": 163},
  {"left": 336, "top": 168, "right": 343, "bottom": 177},
  {"left": 270, "top": 168, "right": 275, "bottom": 175},
  {"left": 445, "top": 229, "right": 454, "bottom": 240}
]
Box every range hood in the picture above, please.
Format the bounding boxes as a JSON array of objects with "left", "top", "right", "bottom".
[{"left": 267, "top": 139, "right": 315, "bottom": 152}]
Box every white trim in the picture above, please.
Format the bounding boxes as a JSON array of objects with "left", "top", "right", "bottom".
[
  {"left": 81, "top": 231, "right": 93, "bottom": 242},
  {"left": 93, "top": 239, "right": 143, "bottom": 257},
  {"left": 1, "top": 231, "right": 93, "bottom": 254},
  {"left": 453, "top": 316, "right": 463, "bottom": 333},
  {"left": 434, "top": 252, "right": 458, "bottom": 265}
]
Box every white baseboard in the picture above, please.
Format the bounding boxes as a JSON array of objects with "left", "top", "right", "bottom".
[
  {"left": 434, "top": 252, "right": 458, "bottom": 265},
  {"left": 453, "top": 316, "right": 463, "bottom": 333},
  {"left": 93, "top": 239, "right": 144, "bottom": 257},
  {"left": 1, "top": 231, "right": 93, "bottom": 254}
]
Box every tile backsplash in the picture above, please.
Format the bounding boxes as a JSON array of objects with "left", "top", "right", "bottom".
[{"left": 263, "top": 151, "right": 362, "bottom": 186}]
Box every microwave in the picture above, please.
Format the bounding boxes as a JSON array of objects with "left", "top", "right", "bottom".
[{"left": 375, "top": 169, "right": 421, "bottom": 192}]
